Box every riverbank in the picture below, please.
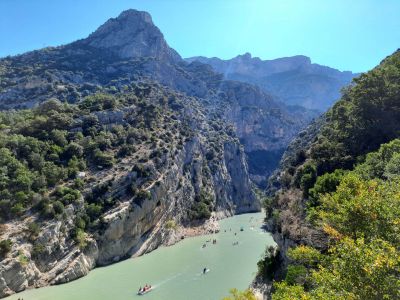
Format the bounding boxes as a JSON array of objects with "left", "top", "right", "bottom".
[{"left": 163, "top": 214, "right": 220, "bottom": 247}]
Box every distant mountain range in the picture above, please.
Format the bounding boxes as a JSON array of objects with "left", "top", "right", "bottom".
[{"left": 186, "top": 53, "right": 357, "bottom": 111}]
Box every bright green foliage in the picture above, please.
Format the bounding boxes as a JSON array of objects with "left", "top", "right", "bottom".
[
  {"left": 318, "top": 174, "right": 400, "bottom": 243},
  {"left": 222, "top": 288, "right": 256, "bottom": 300},
  {"left": 272, "top": 282, "right": 311, "bottom": 300},
  {"left": 312, "top": 237, "right": 400, "bottom": 300},
  {"left": 0, "top": 84, "right": 194, "bottom": 223},
  {"left": 284, "top": 265, "right": 307, "bottom": 285},
  {"left": 309, "top": 50, "right": 400, "bottom": 174},
  {"left": 355, "top": 139, "right": 400, "bottom": 180},
  {"left": 287, "top": 245, "right": 322, "bottom": 268},
  {"left": 294, "top": 162, "right": 317, "bottom": 197},
  {"left": 274, "top": 138, "right": 400, "bottom": 299},
  {"left": 275, "top": 238, "right": 400, "bottom": 299},
  {"left": 308, "top": 169, "right": 346, "bottom": 207},
  {"left": 74, "top": 228, "right": 87, "bottom": 249}
]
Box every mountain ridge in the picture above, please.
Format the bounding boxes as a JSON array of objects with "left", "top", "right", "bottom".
[
  {"left": 186, "top": 53, "right": 357, "bottom": 111},
  {"left": 0, "top": 9, "right": 318, "bottom": 187}
]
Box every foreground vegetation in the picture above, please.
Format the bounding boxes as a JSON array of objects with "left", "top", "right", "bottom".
[{"left": 264, "top": 50, "right": 400, "bottom": 299}]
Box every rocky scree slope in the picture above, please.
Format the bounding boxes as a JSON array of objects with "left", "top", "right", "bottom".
[
  {"left": 0, "top": 9, "right": 316, "bottom": 188},
  {"left": 259, "top": 50, "right": 400, "bottom": 299},
  {"left": 187, "top": 53, "right": 357, "bottom": 111}
]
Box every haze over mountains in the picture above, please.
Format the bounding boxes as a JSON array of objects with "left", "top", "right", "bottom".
[{"left": 187, "top": 53, "right": 357, "bottom": 111}]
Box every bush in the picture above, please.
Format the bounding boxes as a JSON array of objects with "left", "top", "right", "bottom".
[
  {"left": 165, "top": 220, "right": 177, "bottom": 230},
  {"left": 294, "top": 162, "right": 317, "bottom": 197},
  {"left": 0, "top": 239, "right": 12, "bottom": 258},
  {"left": 93, "top": 149, "right": 114, "bottom": 168},
  {"left": 257, "top": 246, "right": 280, "bottom": 280},
  {"left": 75, "top": 216, "right": 86, "bottom": 230},
  {"left": 74, "top": 228, "right": 87, "bottom": 249},
  {"left": 31, "top": 242, "right": 45, "bottom": 259},
  {"left": 26, "top": 222, "right": 40, "bottom": 241},
  {"left": 53, "top": 200, "right": 65, "bottom": 215},
  {"left": 285, "top": 265, "right": 307, "bottom": 285},
  {"left": 86, "top": 203, "right": 103, "bottom": 221},
  {"left": 189, "top": 202, "right": 211, "bottom": 220},
  {"left": 222, "top": 288, "right": 256, "bottom": 300},
  {"left": 133, "top": 189, "right": 151, "bottom": 206},
  {"left": 308, "top": 169, "right": 346, "bottom": 208}
]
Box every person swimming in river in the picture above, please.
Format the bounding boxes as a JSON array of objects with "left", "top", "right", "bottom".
[{"left": 202, "top": 243, "right": 206, "bottom": 248}]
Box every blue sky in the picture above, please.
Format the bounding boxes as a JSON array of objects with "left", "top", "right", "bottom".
[{"left": 0, "top": 0, "right": 399, "bottom": 72}]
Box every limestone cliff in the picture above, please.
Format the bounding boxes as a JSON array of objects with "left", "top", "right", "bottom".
[
  {"left": 186, "top": 53, "right": 357, "bottom": 111},
  {"left": 0, "top": 83, "right": 258, "bottom": 297}
]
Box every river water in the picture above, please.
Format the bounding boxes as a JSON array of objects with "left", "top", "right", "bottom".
[{"left": 8, "top": 212, "right": 274, "bottom": 300}]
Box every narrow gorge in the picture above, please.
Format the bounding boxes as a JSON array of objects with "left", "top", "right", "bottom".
[{"left": 0, "top": 7, "right": 385, "bottom": 300}]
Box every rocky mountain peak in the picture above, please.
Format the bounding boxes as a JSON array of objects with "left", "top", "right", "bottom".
[
  {"left": 82, "top": 9, "right": 181, "bottom": 62},
  {"left": 237, "top": 52, "right": 252, "bottom": 60}
]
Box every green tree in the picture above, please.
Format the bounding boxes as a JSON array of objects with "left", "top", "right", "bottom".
[{"left": 222, "top": 289, "right": 256, "bottom": 300}]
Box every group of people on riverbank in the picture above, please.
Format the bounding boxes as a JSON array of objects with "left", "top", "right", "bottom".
[{"left": 202, "top": 238, "right": 218, "bottom": 248}]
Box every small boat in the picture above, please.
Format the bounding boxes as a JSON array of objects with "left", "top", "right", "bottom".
[
  {"left": 240, "top": 227, "right": 244, "bottom": 231},
  {"left": 137, "top": 287, "right": 153, "bottom": 295},
  {"left": 203, "top": 268, "right": 210, "bottom": 274}
]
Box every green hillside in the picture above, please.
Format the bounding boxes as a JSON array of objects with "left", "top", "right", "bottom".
[{"left": 265, "top": 50, "right": 400, "bottom": 299}]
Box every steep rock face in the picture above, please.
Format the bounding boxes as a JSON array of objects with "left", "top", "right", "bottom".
[
  {"left": 187, "top": 53, "right": 357, "bottom": 111},
  {"left": 0, "top": 84, "right": 258, "bottom": 297},
  {"left": 209, "top": 81, "right": 316, "bottom": 187},
  {"left": 0, "top": 136, "right": 256, "bottom": 297},
  {"left": 82, "top": 9, "right": 181, "bottom": 63}
]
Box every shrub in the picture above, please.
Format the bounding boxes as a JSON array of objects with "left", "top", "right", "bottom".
[
  {"left": 257, "top": 246, "right": 280, "bottom": 280},
  {"left": 93, "top": 149, "right": 114, "bottom": 168},
  {"left": 18, "top": 251, "right": 29, "bottom": 266},
  {"left": 74, "top": 228, "right": 87, "bottom": 249},
  {"left": 0, "top": 239, "right": 12, "bottom": 258},
  {"left": 189, "top": 202, "right": 211, "bottom": 220},
  {"left": 222, "top": 288, "right": 256, "bottom": 300},
  {"left": 86, "top": 203, "right": 103, "bottom": 221},
  {"left": 165, "top": 220, "right": 177, "bottom": 230},
  {"left": 285, "top": 265, "right": 307, "bottom": 285},
  {"left": 31, "top": 243, "right": 45, "bottom": 258},
  {"left": 308, "top": 169, "right": 346, "bottom": 208},
  {"left": 26, "top": 222, "right": 40, "bottom": 241},
  {"left": 53, "top": 200, "right": 64, "bottom": 215}
]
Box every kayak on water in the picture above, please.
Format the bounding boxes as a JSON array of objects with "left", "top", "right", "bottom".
[{"left": 137, "top": 285, "right": 152, "bottom": 295}]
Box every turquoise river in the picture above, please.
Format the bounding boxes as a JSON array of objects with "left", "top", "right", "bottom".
[{"left": 7, "top": 212, "right": 275, "bottom": 300}]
